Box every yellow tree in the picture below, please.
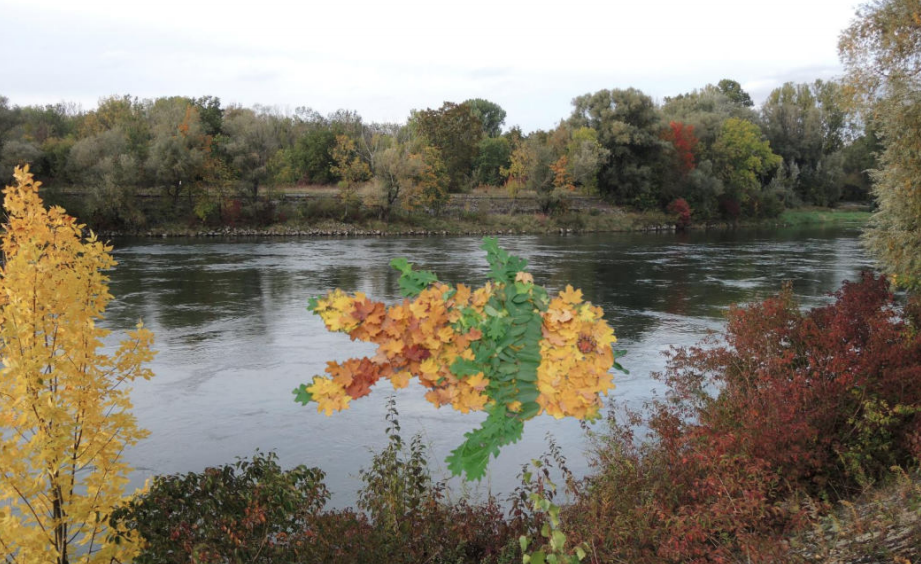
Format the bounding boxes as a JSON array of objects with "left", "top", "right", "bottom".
[
  {"left": 331, "top": 134, "right": 372, "bottom": 218},
  {"left": 0, "top": 166, "right": 154, "bottom": 563},
  {"left": 500, "top": 144, "right": 531, "bottom": 198}
]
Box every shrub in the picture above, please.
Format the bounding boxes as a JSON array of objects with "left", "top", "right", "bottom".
[
  {"left": 666, "top": 197, "right": 692, "bottom": 229},
  {"left": 110, "top": 451, "right": 331, "bottom": 564},
  {"left": 568, "top": 272, "right": 921, "bottom": 563},
  {"left": 354, "top": 396, "right": 521, "bottom": 563}
]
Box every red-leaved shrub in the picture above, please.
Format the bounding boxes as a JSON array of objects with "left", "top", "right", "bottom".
[
  {"left": 667, "top": 198, "right": 692, "bottom": 230},
  {"left": 569, "top": 272, "right": 921, "bottom": 563}
]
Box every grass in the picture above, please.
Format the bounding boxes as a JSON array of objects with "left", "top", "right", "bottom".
[{"left": 779, "top": 207, "right": 873, "bottom": 227}]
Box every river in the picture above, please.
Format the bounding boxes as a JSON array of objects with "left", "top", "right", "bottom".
[{"left": 104, "top": 226, "right": 872, "bottom": 507}]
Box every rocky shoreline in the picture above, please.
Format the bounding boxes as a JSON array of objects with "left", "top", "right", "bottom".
[{"left": 100, "top": 224, "right": 681, "bottom": 239}]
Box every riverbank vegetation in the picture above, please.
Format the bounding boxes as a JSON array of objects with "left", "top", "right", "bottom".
[{"left": 1, "top": 74, "right": 877, "bottom": 234}]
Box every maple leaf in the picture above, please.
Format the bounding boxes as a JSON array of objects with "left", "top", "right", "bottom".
[
  {"left": 391, "top": 371, "right": 410, "bottom": 389},
  {"left": 547, "top": 308, "right": 573, "bottom": 324},
  {"left": 380, "top": 338, "right": 404, "bottom": 358},
  {"left": 515, "top": 272, "right": 534, "bottom": 284},
  {"left": 403, "top": 345, "right": 432, "bottom": 363},
  {"left": 559, "top": 285, "right": 583, "bottom": 305}
]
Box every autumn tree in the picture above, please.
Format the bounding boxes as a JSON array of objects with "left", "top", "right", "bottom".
[
  {"left": 500, "top": 143, "right": 531, "bottom": 198},
  {"left": 661, "top": 84, "right": 758, "bottom": 157},
  {"left": 370, "top": 139, "right": 433, "bottom": 219},
  {"left": 711, "top": 117, "right": 782, "bottom": 217},
  {"left": 840, "top": 0, "right": 921, "bottom": 288},
  {"left": 565, "top": 126, "right": 608, "bottom": 193},
  {"left": 398, "top": 146, "right": 450, "bottom": 215},
  {"left": 0, "top": 167, "right": 154, "bottom": 563},
  {"left": 331, "top": 134, "right": 371, "bottom": 217},
  {"left": 661, "top": 121, "right": 699, "bottom": 177}
]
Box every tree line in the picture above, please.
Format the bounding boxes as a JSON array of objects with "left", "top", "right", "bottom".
[{"left": 0, "top": 78, "right": 877, "bottom": 229}]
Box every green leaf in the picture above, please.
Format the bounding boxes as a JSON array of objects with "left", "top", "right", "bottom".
[
  {"left": 389, "top": 257, "right": 412, "bottom": 275},
  {"left": 445, "top": 406, "right": 524, "bottom": 480},
  {"left": 519, "top": 401, "right": 541, "bottom": 419},
  {"left": 517, "top": 387, "right": 540, "bottom": 403},
  {"left": 551, "top": 530, "right": 566, "bottom": 551},
  {"left": 450, "top": 358, "right": 482, "bottom": 377},
  {"left": 391, "top": 258, "right": 439, "bottom": 297},
  {"left": 292, "top": 384, "right": 313, "bottom": 405},
  {"left": 307, "top": 296, "right": 320, "bottom": 312},
  {"left": 613, "top": 350, "right": 630, "bottom": 374}
]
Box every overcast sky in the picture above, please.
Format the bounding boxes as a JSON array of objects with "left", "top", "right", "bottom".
[{"left": 2, "top": 0, "right": 859, "bottom": 132}]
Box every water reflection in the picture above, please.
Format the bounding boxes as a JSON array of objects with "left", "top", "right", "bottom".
[{"left": 104, "top": 227, "right": 872, "bottom": 507}]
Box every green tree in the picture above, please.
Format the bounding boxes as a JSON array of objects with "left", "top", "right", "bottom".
[
  {"left": 285, "top": 128, "right": 338, "bottom": 184},
  {"left": 0, "top": 139, "right": 42, "bottom": 180},
  {"left": 220, "top": 106, "right": 281, "bottom": 202},
  {"left": 0, "top": 167, "right": 154, "bottom": 563},
  {"left": 192, "top": 95, "right": 223, "bottom": 137},
  {"left": 473, "top": 136, "right": 511, "bottom": 186},
  {"left": 760, "top": 80, "right": 848, "bottom": 205},
  {"left": 411, "top": 102, "right": 483, "bottom": 192},
  {"left": 66, "top": 128, "right": 145, "bottom": 228},
  {"left": 464, "top": 98, "right": 507, "bottom": 137},
  {"left": 78, "top": 95, "right": 149, "bottom": 158},
  {"left": 840, "top": 0, "right": 921, "bottom": 288},
  {"left": 145, "top": 98, "right": 212, "bottom": 208},
  {"left": 717, "top": 78, "right": 754, "bottom": 107},
  {"left": 0, "top": 96, "right": 17, "bottom": 166},
  {"left": 569, "top": 87, "right": 667, "bottom": 207}
]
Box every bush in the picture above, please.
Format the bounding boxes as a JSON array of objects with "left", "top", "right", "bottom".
[
  {"left": 113, "top": 400, "right": 524, "bottom": 563},
  {"left": 110, "top": 451, "right": 330, "bottom": 564},
  {"left": 666, "top": 197, "right": 692, "bottom": 229},
  {"left": 353, "top": 396, "right": 520, "bottom": 563},
  {"left": 568, "top": 272, "right": 921, "bottom": 563}
]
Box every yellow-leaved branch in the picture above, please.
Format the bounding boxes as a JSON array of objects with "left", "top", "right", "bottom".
[{"left": 0, "top": 166, "right": 154, "bottom": 564}]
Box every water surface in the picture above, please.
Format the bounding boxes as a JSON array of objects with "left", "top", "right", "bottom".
[{"left": 105, "top": 227, "right": 872, "bottom": 505}]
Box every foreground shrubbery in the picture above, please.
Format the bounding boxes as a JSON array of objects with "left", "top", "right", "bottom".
[
  {"left": 111, "top": 273, "right": 921, "bottom": 563},
  {"left": 111, "top": 399, "right": 527, "bottom": 563},
  {"left": 568, "top": 272, "right": 921, "bottom": 563}
]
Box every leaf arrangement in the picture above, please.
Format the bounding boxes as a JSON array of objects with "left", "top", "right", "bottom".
[{"left": 295, "top": 238, "right": 625, "bottom": 479}]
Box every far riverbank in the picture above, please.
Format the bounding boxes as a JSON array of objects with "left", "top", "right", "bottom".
[{"left": 97, "top": 205, "right": 872, "bottom": 239}]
